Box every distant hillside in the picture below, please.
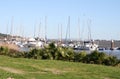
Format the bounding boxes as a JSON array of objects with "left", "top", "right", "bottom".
[
  {"left": 99, "top": 40, "right": 120, "bottom": 48},
  {"left": 0, "top": 33, "right": 21, "bottom": 39},
  {"left": 0, "top": 33, "right": 7, "bottom": 39},
  {"left": 0, "top": 33, "right": 7, "bottom": 37}
]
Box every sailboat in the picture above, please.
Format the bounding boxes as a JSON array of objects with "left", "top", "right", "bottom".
[
  {"left": 24, "top": 18, "right": 45, "bottom": 48},
  {"left": 79, "top": 40, "right": 98, "bottom": 51},
  {"left": 80, "top": 19, "right": 98, "bottom": 51},
  {"left": 74, "top": 18, "right": 98, "bottom": 51}
]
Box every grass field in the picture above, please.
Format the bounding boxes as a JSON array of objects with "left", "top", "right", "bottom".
[{"left": 0, "top": 56, "right": 120, "bottom": 79}]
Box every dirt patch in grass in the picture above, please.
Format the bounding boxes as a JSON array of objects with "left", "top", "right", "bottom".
[
  {"left": 29, "top": 71, "right": 47, "bottom": 74},
  {"left": 31, "top": 66, "right": 65, "bottom": 74},
  {"left": 31, "top": 65, "right": 67, "bottom": 75},
  {"left": 0, "top": 66, "right": 25, "bottom": 74},
  {"left": 7, "top": 77, "right": 14, "bottom": 79},
  {"left": 104, "top": 77, "right": 110, "bottom": 79},
  {"left": 44, "top": 68, "right": 66, "bottom": 75}
]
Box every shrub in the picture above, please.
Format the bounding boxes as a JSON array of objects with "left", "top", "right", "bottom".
[
  {"left": 65, "top": 48, "right": 75, "bottom": 61},
  {"left": 104, "top": 56, "right": 119, "bottom": 66},
  {"left": 0, "top": 46, "right": 9, "bottom": 55},
  {"left": 74, "top": 51, "right": 87, "bottom": 62}
]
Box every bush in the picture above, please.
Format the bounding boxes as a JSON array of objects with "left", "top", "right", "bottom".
[
  {"left": 0, "top": 46, "right": 9, "bottom": 55},
  {"left": 74, "top": 51, "right": 87, "bottom": 62},
  {"left": 55, "top": 47, "right": 66, "bottom": 60},
  {"left": 65, "top": 48, "right": 75, "bottom": 61},
  {"left": 0, "top": 46, "right": 24, "bottom": 58},
  {"left": 104, "top": 56, "right": 119, "bottom": 66}
]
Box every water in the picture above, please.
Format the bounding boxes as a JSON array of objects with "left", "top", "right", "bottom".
[
  {"left": 99, "top": 50, "right": 120, "bottom": 59},
  {"left": 19, "top": 47, "right": 31, "bottom": 52},
  {"left": 74, "top": 49, "right": 120, "bottom": 59}
]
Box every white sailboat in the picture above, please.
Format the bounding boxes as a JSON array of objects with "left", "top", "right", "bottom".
[
  {"left": 80, "top": 40, "right": 98, "bottom": 51},
  {"left": 80, "top": 19, "right": 98, "bottom": 51},
  {"left": 25, "top": 38, "right": 43, "bottom": 48},
  {"left": 74, "top": 18, "right": 98, "bottom": 51}
]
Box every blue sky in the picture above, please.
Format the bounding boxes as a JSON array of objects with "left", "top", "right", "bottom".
[{"left": 0, "top": 0, "right": 120, "bottom": 40}]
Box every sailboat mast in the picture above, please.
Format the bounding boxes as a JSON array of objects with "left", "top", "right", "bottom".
[
  {"left": 68, "top": 16, "right": 70, "bottom": 41},
  {"left": 20, "top": 21, "right": 25, "bottom": 39},
  {"left": 58, "top": 24, "right": 60, "bottom": 42},
  {"left": 10, "top": 16, "right": 14, "bottom": 39},
  {"left": 87, "top": 19, "right": 92, "bottom": 40},
  {"left": 6, "top": 21, "right": 9, "bottom": 39},
  {"left": 65, "top": 16, "right": 70, "bottom": 42},
  {"left": 60, "top": 24, "right": 62, "bottom": 43},
  {"left": 38, "top": 19, "right": 41, "bottom": 38},
  {"left": 20, "top": 21, "right": 22, "bottom": 37},
  {"left": 78, "top": 17, "right": 80, "bottom": 42},
  {"left": 45, "top": 16, "right": 47, "bottom": 43},
  {"left": 34, "top": 22, "right": 36, "bottom": 38}
]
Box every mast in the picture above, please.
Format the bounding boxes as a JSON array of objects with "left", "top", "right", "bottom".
[
  {"left": 60, "top": 24, "right": 62, "bottom": 43},
  {"left": 68, "top": 16, "right": 70, "bottom": 40},
  {"left": 19, "top": 23, "right": 21, "bottom": 37},
  {"left": 6, "top": 21, "right": 9, "bottom": 39},
  {"left": 19, "top": 21, "right": 23, "bottom": 41},
  {"left": 21, "top": 23, "right": 24, "bottom": 38},
  {"left": 20, "top": 21, "right": 24, "bottom": 39},
  {"left": 34, "top": 22, "right": 36, "bottom": 38},
  {"left": 38, "top": 19, "right": 41, "bottom": 38},
  {"left": 78, "top": 17, "right": 80, "bottom": 42},
  {"left": 87, "top": 19, "right": 92, "bottom": 40},
  {"left": 58, "top": 24, "right": 60, "bottom": 42},
  {"left": 10, "top": 16, "right": 14, "bottom": 39},
  {"left": 65, "top": 16, "right": 70, "bottom": 42},
  {"left": 45, "top": 16, "right": 47, "bottom": 43}
]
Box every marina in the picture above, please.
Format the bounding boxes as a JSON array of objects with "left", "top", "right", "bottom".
[
  {"left": 0, "top": 0, "right": 120, "bottom": 79},
  {"left": 0, "top": 15, "right": 120, "bottom": 59},
  {"left": 0, "top": 37, "right": 120, "bottom": 59}
]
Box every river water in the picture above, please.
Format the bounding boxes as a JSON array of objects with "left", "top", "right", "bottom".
[
  {"left": 74, "top": 49, "right": 120, "bottom": 59},
  {"left": 99, "top": 50, "right": 120, "bottom": 59}
]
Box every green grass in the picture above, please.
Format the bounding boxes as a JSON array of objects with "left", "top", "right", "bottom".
[{"left": 0, "top": 56, "right": 120, "bottom": 79}]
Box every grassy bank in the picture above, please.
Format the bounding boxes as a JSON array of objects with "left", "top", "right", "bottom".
[{"left": 0, "top": 56, "right": 120, "bottom": 79}]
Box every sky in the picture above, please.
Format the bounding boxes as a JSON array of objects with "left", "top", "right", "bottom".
[{"left": 0, "top": 0, "right": 120, "bottom": 40}]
